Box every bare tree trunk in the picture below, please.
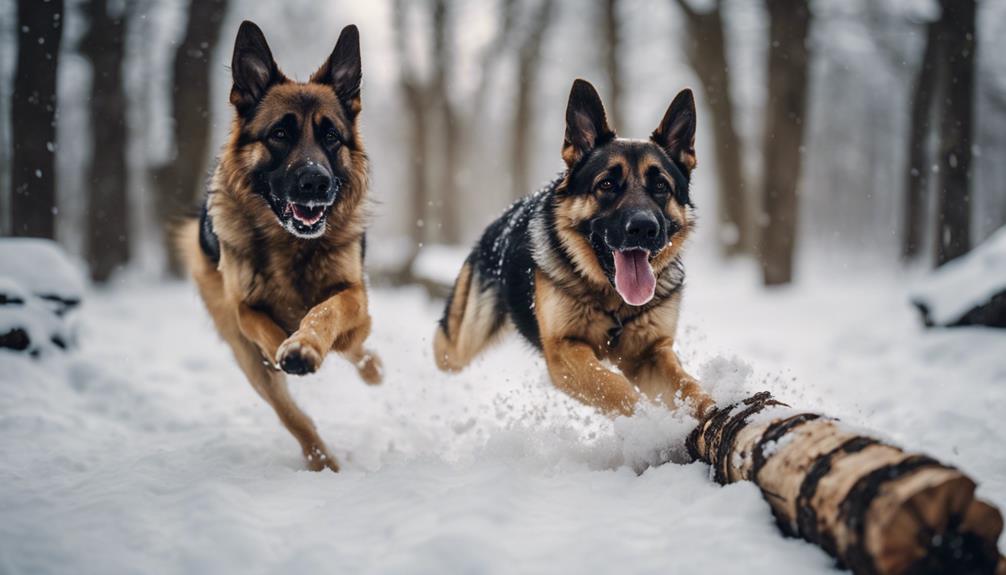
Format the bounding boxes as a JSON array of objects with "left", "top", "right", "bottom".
[
  {"left": 432, "top": 0, "right": 461, "bottom": 245},
  {"left": 473, "top": 0, "right": 518, "bottom": 115},
  {"left": 934, "top": 0, "right": 976, "bottom": 267},
  {"left": 82, "top": 0, "right": 130, "bottom": 282},
  {"left": 392, "top": 0, "right": 430, "bottom": 281},
  {"left": 10, "top": 0, "right": 64, "bottom": 239},
  {"left": 511, "top": 0, "right": 555, "bottom": 202},
  {"left": 689, "top": 392, "right": 1004, "bottom": 575},
  {"left": 452, "top": 0, "right": 518, "bottom": 252},
  {"left": 0, "top": 23, "right": 9, "bottom": 235},
  {"left": 759, "top": 0, "right": 811, "bottom": 286},
  {"left": 404, "top": 82, "right": 429, "bottom": 247},
  {"left": 601, "top": 0, "right": 622, "bottom": 130},
  {"left": 902, "top": 19, "right": 942, "bottom": 262},
  {"left": 152, "top": 0, "right": 228, "bottom": 276},
  {"left": 672, "top": 0, "right": 751, "bottom": 257}
]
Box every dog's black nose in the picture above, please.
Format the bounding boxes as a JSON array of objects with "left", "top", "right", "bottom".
[
  {"left": 625, "top": 211, "right": 659, "bottom": 240},
  {"left": 294, "top": 166, "right": 332, "bottom": 200}
]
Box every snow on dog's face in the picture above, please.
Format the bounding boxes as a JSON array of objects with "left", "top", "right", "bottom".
[
  {"left": 228, "top": 21, "right": 365, "bottom": 239},
  {"left": 555, "top": 80, "right": 697, "bottom": 307}
]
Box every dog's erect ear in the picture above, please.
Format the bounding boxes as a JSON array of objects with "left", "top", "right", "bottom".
[
  {"left": 230, "top": 21, "right": 283, "bottom": 116},
  {"left": 311, "top": 25, "right": 362, "bottom": 116},
  {"left": 652, "top": 89, "right": 697, "bottom": 175},
  {"left": 562, "top": 79, "right": 615, "bottom": 168}
]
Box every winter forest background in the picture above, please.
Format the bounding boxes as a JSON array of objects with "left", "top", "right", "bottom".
[
  {"left": 2, "top": 0, "right": 1005, "bottom": 283},
  {"left": 2, "top": 1, "right": 1006, "bottom": 573}
]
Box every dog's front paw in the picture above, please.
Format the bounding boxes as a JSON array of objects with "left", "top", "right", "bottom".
[{"left": 276, "top": 335, "right": 323, "bottom": 375}]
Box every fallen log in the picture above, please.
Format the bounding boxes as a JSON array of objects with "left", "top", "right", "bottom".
[{"left": 686, "top": 392, "right": 1004, "bottom": 575}]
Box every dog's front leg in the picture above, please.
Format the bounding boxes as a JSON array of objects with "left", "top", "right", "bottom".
[
  {"left": 542, "top": 337, "right": 640, "bottom": 416},
  {"left": 643, "top": 341, "right": 716, "bottom": 418},
  {"left": 276, "top": 284, "right": 380, "bottom": 381},
  {"left": 236, "top": 302, "right": 289, "bottom": 367}
]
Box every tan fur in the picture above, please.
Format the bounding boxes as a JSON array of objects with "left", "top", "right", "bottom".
[{"left": 178, "top": 73, "right": 380, "bottom": 472}]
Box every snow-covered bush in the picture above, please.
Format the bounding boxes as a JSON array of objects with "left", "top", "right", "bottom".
[
  {"left": 0, "top": 239, "right": 84, "bottom": 355},
  {"left": 911, "top": 227, "right": 1006, "bottom": 328}
]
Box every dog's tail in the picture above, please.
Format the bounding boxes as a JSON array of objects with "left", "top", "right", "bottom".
[{"left": 433, "top": 255, "right": 506, "bottom": 372}]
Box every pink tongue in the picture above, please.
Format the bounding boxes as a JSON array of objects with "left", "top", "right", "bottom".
[
  {"left": 613, "top": 249, "right": 656, "bottom": 306},
  {"left": 292, "top": 204, "right": 323, "bottom": 225}
]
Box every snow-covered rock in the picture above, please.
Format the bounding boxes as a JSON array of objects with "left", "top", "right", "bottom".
[
  {"left": 910, "top": 226, "right": 1006, "bottom": 328},
  {"left": 0, "top": 238, "right": 84, "bottom": 355}
]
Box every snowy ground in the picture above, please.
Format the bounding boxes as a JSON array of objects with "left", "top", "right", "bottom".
[{"left": 1, "top": 259, "right": 1004, "bottom": 574}]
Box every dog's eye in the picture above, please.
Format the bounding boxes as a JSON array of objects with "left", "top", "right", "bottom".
[
  {"left": 655, "top": 181, "right": 668, "bottom": 193},
  {"left": 324, "top": 130, "right": 341, "bottom": 146},
  {"left": 269, "top": 128, "right": 288, "bottom": 141},
  {"left": 598, "top": 179, "right": 615, "bottom": 192}
]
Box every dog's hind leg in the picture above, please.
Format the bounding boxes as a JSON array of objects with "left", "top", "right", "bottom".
[{"left": 433, "top": 261, "right": 506, "bottom": 372}]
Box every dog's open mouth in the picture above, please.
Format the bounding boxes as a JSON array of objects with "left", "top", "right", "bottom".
[
  {"left": 612, "top": 248, "right": 656, "bottom": 306},
  {"left": 289, "top": 202, "right": 327, "bottom": 226},
  {"left": 280, "top": 201, "right": 333, "bottom": 236}
]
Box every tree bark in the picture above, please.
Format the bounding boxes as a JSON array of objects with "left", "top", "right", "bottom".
[
  {"left": 934, "top": 0, "right": 976, "bottom": 267},
  {"left": 672, "top": 0, "right": 751, "bottom": 257},
  {"left": 511, "top": 0, "right": 555, "bottom": 202},
  {"left": 152, "top": 0, "right": 228, "bottom": 276},
  {"left": 901, "top": 19, "right": 942, "bottom": 262},
  {"left": 759, "top": 0, "right": 811, "bottom": 286},
  {"left": 688, "top": 392, "right": 1004, "bottom": 575},
  {"left": 82, "top": 0, "right": 130, "bottom": 282},
  {"left": 10, "top": 0, "right": 64, "bottom": 239},
  {"left": 601, "top": 0, "right": 622, "bottom": 130}
]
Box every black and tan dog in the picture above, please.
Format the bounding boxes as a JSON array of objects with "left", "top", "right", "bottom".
[
  {"left": 435, "top": 79, "right": 713, "bottom": 418},
  {"left": 177, "top": 21, "right": 381, "bottom": 472}
]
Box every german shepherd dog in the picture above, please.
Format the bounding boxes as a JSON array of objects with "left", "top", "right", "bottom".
[
  {"left": 435, "top": 79, "right": 713, "bottom": 419},
  {"left": 177, "top": 21, "right": 381, "bottom": 472}
]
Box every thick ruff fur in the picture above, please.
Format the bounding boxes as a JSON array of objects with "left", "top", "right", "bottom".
[
  {"left": 177, "top": 21, "right": 381, "bottom": 472},
  {"left": 435, "top": 79, "right": 713, "bottom": 418}
]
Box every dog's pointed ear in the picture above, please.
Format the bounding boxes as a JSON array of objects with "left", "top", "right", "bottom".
[
  {"left": 652, "top": 88, "right": 697, "bottom": 175},
  {"left": 311, "top": 24, "right": 362, "bottom": 116},
  {"left": 230, "top": 21, "right": 283, "bottom": 116},
  {"left": 562, "top": 79, "right": 615, "bottom": 168}
]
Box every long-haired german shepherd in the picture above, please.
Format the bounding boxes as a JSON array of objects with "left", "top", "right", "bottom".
[
  {"left": 177, "top": 21, "right": 381, "bottom": 472},
  {"left": 435, "top": 79, "right": 713, "bottom": 418}
]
